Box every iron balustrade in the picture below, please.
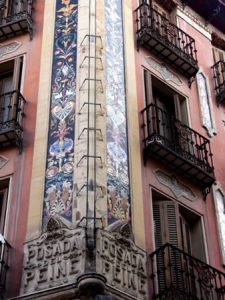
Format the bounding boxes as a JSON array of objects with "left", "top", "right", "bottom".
[
  {"left": 141, "top": 103, "right": 215, "bottom": 191},
  {"left": 135, "top": 2, "right": 198, "bottom": 78},
  {"left": 0, "top": 236, "right": 11, "bottom": 296},
  {"left": 212, "top": 60, "right": 225, "bottom": 106},
  {"left": 0, "top": 0, "right": 33, "bottom": 40},
  {"left": 0, "top": 90, "right": 26, "bottom": 151},
  {"left": 149, "top": 243, "right": 225, "bottom": 300}
]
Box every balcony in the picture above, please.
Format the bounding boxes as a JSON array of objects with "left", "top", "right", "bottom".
[
  {"left": 212, "top": 60, "right": 225, "bottom": 106},
  {"left": 141, "top": 104, "right": 215, "bottom": 193},
  {"left": 0, "top": 0, "right": 33, "bottom": 41},
  {"left": 0, "top": 90, "right": 26, "bottom": 152},
  {"left": 135, "top": 3, "right": 198, "bottom": 79},
  {"left": 0, "top": 236, "right": 11, "bottom": 296},
  {"left": 149, "top": 243, "right": 225, "bottom": 300}
]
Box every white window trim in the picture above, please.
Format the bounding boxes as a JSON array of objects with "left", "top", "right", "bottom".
[
  {"left": 196, "top": 70, "right": 217, "bottom": 137},
  {"left": 212, "top": 182, "right": 225, "bottom": 266}
]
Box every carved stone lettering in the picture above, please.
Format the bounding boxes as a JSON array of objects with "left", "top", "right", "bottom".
[
  {"left": 96, "top": 229, "right": 147, "bottom": 300},
  {"left": 21, "top": 219, "right": 85, "bottom": 295}
]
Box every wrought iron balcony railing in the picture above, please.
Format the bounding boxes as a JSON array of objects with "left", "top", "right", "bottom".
[
  {"left": 149, "top": 243, "right": 225, "bottom": 300},
  {"left": 0, "top": 0, "right": 33, "bottom": 40},
  {"left": 135, "top": 2, "right": 199, "bottom": 78},
  {"left": 212, "top": 60, "right": 225, "bottom": 106},
  {"left": 0, "top": 236, "right": 11, "bottom": 296},
  {"left": 0, "top": 90, "right": 26, "bottom": 151},
  {"left": 141, "top": 104, "right": 215, "bottom": 193}
]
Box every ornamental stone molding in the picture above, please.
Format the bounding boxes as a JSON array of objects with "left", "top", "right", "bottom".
[
  {"left": 177, "top": 5, "right": 211, "bottom": 37},
  {"left": 146, "top": 56, "right": 182, "bottom": 86},
  {"left": 0, "top": 155, "right": 8, "bottom": 169},
  {"left": 0, "top": 42, "right": 22, "bottom": 57},
  {"left": 154, "top": 169, "right": 196, "bottom": 201}
]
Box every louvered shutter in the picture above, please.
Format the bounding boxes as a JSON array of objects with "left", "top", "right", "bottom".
[
  {"left": 153, "top": 201, "right": 182, "bottom": 292},
  {"left": 153, "top": 200, "right": 179, "bottom": 247}
]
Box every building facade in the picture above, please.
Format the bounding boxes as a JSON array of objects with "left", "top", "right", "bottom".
[{"left": 0, "top": 0, "right": 225, "bottom": 299}]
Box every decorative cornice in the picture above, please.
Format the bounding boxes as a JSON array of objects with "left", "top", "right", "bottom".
[
  {"left": 176, "top": 5, "right": 211, "bottom": 38},
  {"left": 154, "top": 169, "right": 196, "bottom": 201},
  {"left": 0, "top": 41, "right": 21, "bottom": 57},
  {"left": 146, "top": 56, "right": 182, "bottom": 85}
]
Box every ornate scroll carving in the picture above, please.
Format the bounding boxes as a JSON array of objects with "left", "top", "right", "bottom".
[
  {"left": 146, "top": 56, "right": 182, "bottom": 85},
  {"left": 0, "top": 42, "right": 21, "bottom": 57},
  {"left": 154, "top": 169, "right": 196, "bottom": 201},
  {"left": 0, "top": 155, "right": 8, "bottom": 169}
]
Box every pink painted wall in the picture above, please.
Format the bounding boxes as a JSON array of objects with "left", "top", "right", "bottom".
[{"left": 0, "top": 1, "right": 45, "bottom": 297}]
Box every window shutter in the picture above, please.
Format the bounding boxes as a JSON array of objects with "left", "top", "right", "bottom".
[
  {"left": 153, "top": 200, "right": 180, "bottom": 248},
  {"left": 12, "top": 56, "right": 23, "bottom": 91},
  {"left": 153, "top": 200, "right": 183, "bottom": 292},
  {"left": 144, "top": 69, "right": 153, "bottom": 106}
]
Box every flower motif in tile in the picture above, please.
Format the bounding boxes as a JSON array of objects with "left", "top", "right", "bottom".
[
  {"left": 43, "top": 0, "right": 78, "bottom": 225},
  {"left": 105, "top": 0, "right": 130, "bottom": 224}
]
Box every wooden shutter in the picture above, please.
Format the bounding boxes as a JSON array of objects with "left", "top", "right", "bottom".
[
  {"left": 11, "top": 57, "right": 23, "bottom": 120},
  {"left": 153, "top": 200, "right": 180, "bottom": 248},
  {"left": 153, "top": 200, "right": 185, "bottom": 292},
  {"left": 12, "top": 57, "right": 23, "bottom": 91},
  {"left": 153, "top": 200, "right": 182, "bottom": 292},
  {"left": 144, "top": 69, "right": 153, "bottom": 106}
]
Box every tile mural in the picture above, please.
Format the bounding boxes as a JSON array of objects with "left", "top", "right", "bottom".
[
  {"left": 42, "top": 0, "right": 78, "bottom": 225},
  {"left": 105, "top": 0, "right": 130, "bottom": 224}
]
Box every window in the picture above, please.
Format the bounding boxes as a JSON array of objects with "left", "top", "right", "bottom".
[
  {"left": 144, "top": 70, "right": 188, "bottom": 124},
  {"left": 152, "top": 190, "right": 206, "bottom": 260},
  {"left": 0, "top": 57, "right": 23, "bottom": 124},
  {"left": 212, "top": 47, "right": 225, "bottom": 104},
  {"left": 144, "top": 70, "right": 191, "bottom": 152},
  {"left": 152, "top": 190, "right": 207, "bottom": 297},
  {"left": 0, "top": 178, "right": 9, "bottom": 235}
]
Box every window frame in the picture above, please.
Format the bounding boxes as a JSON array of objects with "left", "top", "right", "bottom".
[
  {"left": 151, "top": 188, "right": 207, "bottom": 261},
  {"left": 143, "top": 69, "right": 190, "bottom": 125},
  {"left": 0, "top": 177, "right": 11, "bottom": 238},
  {"left": 212, "top": 182, "right": 225, "bottom": 266}
]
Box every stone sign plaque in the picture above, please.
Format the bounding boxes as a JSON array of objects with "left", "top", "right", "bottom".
[
  {"left": 21, "top": 218, "right": 85, "bottom": 294},
  {"left": 96, "top": 228, "right": 147, "bottom": 300}
]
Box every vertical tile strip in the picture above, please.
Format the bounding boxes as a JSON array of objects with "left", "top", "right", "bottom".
[
  {"left": 42, "top": 0, "right": 78, "bottom": 225},
  {"left": 105, "top": 0, "right": 130, "bottom": 224}
]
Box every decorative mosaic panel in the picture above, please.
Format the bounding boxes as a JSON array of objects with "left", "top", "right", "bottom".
[
  {"left": 43, "top": 0, "right": 78, "bottom": 225},
  {"left": 196, "top": 72, "right": 215, "bottom": 136},
  {"left": 105, "top": 0, "right": 130, "bottom": 224}
]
